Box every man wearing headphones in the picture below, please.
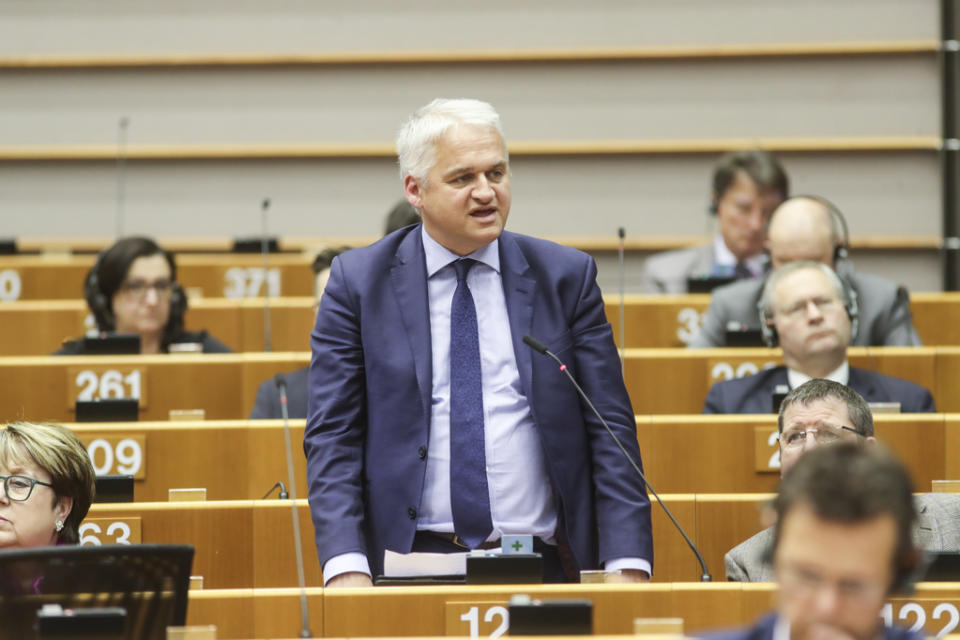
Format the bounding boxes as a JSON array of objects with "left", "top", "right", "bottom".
[
  {"left": 688, "top": 195, "right": 922, "bottom": 347},
  {"left": 640, "top": 150, "right": 788, "bottom": 293},
  {"left": 723, "top": 379, "right": 960, "bottom": 583},
  {"left": 703, "top": 261, "right": 934, "bottom": 414},
  {"left": 707, "top": 442, "right": 928, "bottom": 640}
]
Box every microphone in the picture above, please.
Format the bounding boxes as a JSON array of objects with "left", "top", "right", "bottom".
[
  {"left": 115, "top": 117, "right": 129, "bottom": 238},
  {"left": 522, "top": 334, "right": 712, "bottom": 581},
  {"left": 275, "top": 373, "right": 313, "bottom": 636},
  {"left": 617, "top": 227, "right": 626, "bottom": 374},
  {"left": 261, "top": 480, "right": 289, "bottom": 500},
  {"left": 261, "top": 198, "right": 273, "bottom": 352}
]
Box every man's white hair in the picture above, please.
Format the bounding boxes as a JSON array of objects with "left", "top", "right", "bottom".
[
  {"left": 760, "top": 260, "right": 848, "bottom": 317},
  {"left": 395, "top": 98, "right": 507, "bottom": 184}
]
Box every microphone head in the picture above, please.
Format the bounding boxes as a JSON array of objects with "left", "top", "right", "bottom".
[
  {"left": 274, "top": 373, "right": 287, "bottom": 389},
  {"left": 618, "top": 227, "right": 625, "bottom": 239},
  {"left": 522, "top": 334, "right": 549, "bottom": 354}
]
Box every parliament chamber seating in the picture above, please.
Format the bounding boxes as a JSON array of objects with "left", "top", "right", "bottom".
[
  {"left": 5, "top": 291, "right": 960, "bottom": 355},
  {"left": 182, "top": 582, "right": 960, "bottom": 638},
  {"left": 59, "top": 415, "right": 955, "bottom": 502},
  {"left": 1, "top": 348, "right": 959, "bottom": 420}
]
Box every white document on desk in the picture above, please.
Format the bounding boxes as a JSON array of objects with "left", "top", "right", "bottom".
[{"left": 382, "top": 549, "right": 501, "bottom": 577}]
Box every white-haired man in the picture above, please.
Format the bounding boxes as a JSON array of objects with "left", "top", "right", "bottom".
[
  {"left": 304, "top": 99, "right": 653, "bottom": 587},
  {"left": 704, "top": 261, "right": 934, "bottom": 414}
]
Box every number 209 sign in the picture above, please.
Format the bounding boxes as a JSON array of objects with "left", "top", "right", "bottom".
[{"left": 78, "top": 435, "right": 146, "bottom": 479}]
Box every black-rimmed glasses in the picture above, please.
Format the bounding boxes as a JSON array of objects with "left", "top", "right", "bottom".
[
  {"left": 779, "top": 425, "right": 861, "bottom": 449},
  {"left": 0, "top": 475, "right": 54, "bottom": 502}
]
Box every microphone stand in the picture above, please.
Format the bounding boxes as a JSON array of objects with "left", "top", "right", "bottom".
[
  {"left": 261, "top": 198, "right": 273, "bottom": 352},
  {"left": 276, "top": 374, "right": 313, "bottom": 636},
  {"left": 523, "top": 334, "right": 712, "bottom": 581}
]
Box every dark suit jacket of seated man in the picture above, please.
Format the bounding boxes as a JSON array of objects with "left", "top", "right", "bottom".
[{"left": 304, "top": 98, "right": 652, "bottom": 586}]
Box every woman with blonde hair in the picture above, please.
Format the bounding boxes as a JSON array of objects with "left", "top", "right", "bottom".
[{"left": 0, "top": 422, "right": 95, "bottom": 548}]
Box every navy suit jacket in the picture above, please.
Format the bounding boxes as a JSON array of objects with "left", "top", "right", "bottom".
[
  {"left": 700, "top": 613, "right": 923, "bottom": 640},
  {"left": 303, "top": 225, "right": 653, "bottom": 577},
  {"left": 703, "top": 365, "right": 936, "bottom": 414},
  {"left": 249, "top": 366, "right": 309, "bottom": 419}
]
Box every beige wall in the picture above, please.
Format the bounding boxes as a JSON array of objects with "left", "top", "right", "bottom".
[{"left": 0, "top": 0, "right": 946, "bottom": 291}]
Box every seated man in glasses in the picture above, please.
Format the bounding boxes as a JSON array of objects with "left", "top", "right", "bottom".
[
  {"left": 709, "top": 442, "right": 927, "bottom": 640},
  {"left": 703, "top": 261, "right": 934, "bottom": 414},
  {"left": 55, "top": 237, "right": 231, "bottom": 355},
  {"left": 725, "top": 379, "right": 960, "bottom": 582}
]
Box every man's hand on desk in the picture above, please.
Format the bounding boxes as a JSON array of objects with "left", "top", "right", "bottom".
[
  {"left": 604, "top": 569, "right": 651, "bottom": 583},
  {"left": 326, "top": 572, "right": 373, "bottom": 588}
]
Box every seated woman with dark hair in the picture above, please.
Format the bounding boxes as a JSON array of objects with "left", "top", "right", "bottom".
[
  {"left": 55, "top": 236, "right": 231, "bottom": 354},
  {"left": 0, "top": 422, "right": 95, "bottom": 549}
]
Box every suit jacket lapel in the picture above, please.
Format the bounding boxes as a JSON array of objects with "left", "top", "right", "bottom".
[
  {"left": 390, "top": 228, "right": 433, "bottom": 424},
  {"left": 498, "top": 233, "right": 537, "bottom": 401}
]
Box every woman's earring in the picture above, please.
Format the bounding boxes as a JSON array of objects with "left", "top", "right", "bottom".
[{"left": 55, "top": 520, "right": 64, "bottom": 533}]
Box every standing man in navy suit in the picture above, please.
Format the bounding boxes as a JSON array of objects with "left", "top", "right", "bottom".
[
  {"left": 703, "top": 261, "right": 935, "bottom": 414},
  {"left": 304, "top": 98, "right": 653, "bottom": 587}
]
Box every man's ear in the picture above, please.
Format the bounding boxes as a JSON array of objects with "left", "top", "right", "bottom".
[
  {"left": 403, "top": 175, "right": 424, "bottom": 210},
  {"left": 54, "top": 495, "right": 73, "bottom": 522},
  {"left": 865, "top": 436, "right": 878, "bottom": 447}
]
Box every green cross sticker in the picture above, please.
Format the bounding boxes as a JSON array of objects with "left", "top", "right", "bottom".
[{"left": 511, "top": 540, "right": 524, "bottom": 552}]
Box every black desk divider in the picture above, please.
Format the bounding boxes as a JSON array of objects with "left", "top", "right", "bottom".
[
  {"left": 93, "top": 476, "right": 135, "bottom": 504},
  {"left": 0, "top": 544, "right": 193, "bottom": 640},
  {"left": 75, "top": 399, "right": 138, "bottom": 423}
]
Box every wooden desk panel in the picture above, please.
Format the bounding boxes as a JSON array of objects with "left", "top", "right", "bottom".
[
  {"left": 0, "top": 299, "right": 89, "bottom": 355},
  {"left": 604, "top": 294, "right": 711, "bottom": 348},
  {"left": 695, "top": 494, "right": 774, "bottom": 581},
  {"left": 0, "top": 353, "right": 308, "bottom": 422},
  {"left": 0, "top": 298, "right": 315, "bottom": 355},
  {"left": 87, "top": 500, "right": 321, "bottom": 590},
  {"left": 62, "top": 413, "right": 946, "bottom": 506},
  {"left": 909, "top": 292, "right": 960, "bottom": 346},
  {"left": 0, "top": 254, "right": 316, "bottom": 301},
  {"left": 187, "top": 588, "right": 324, "bottom": 640},
  {"left": 66, "top": 421, "right": 308, "bottom": 502},
  {"left": 184, "top": 583, "right": 960, "bottom": 639},
  {"left": 605, "top": 292, "right": 960, "bottom": 348},
  {"left": 623, "top": 347, "right": 942, "bottom": 414}
]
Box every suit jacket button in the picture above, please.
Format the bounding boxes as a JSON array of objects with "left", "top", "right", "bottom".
[
  {"left": 407, "top": 507, "right": 417, "bottom": 519},
  {"left": 418, "top": 446, "right": 427, "bottom": 460}
]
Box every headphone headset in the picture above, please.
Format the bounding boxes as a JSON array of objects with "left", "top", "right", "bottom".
[
  {"left": 84, "top": 248, "right": 188, "bottom": 337},
  {"left": 757, "top": 264, "right": 860, "bottom": 348}
]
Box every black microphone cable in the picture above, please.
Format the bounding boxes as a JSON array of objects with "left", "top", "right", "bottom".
[{"left": 522, "top": 334, "right": 712, "bottom": 581}]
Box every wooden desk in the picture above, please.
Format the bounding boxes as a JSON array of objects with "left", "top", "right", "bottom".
[
  {"left": 2, "top": 346, "right": 936, "bottom": 423},
  {"left": 0, "top": 254, "right": 316, "bottom": 301},
  {"left": 82, "top": 491, "right": 804, "bottom": 585},
  {"left": 80, "top": 494, "right": 745, "bottom": 587},
  {"left": 86, "top": 500, "right": 321, "bottom": 590},
  {"left": 0, "top": 353, "right": 308, "bottom": 422},
  {"left": 622, "top": 347, "right": 941, "bottom": 414},
  {"left": 638, "top": 414, "right": 945, "bottom": 495},
  {"left": 182, "top": 582, "right": 960, "bottom": 639},
  {"left": 65, "top": 420, "right": 309, "bottom": 502},
  {"left": 603, "top": 294, "right": 711, "bottom": 348},
  {"left": 604, "top": 292, "right": 960, "bottom": 348},
  {"left": 66, "top": 414, "right": 946, "bottom": 504},
  {"left": 0, "top": 297, "right": 315, "bottom": 355}
]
